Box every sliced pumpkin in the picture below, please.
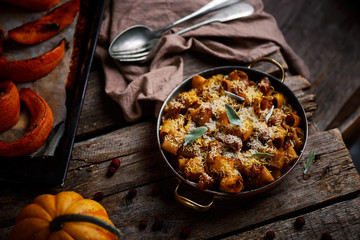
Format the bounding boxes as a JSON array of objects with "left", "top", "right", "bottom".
[
  {"left": 8, "top": 0, "right": 80, "bottom": 45},
  {"left": 0, "top": 88, "right": 53, "bottom": 157},
  {"left": 0, "top": 80, "right": 20, "bottom": 133},
  {"left": 0, "top": 0, "right": 60, "bottom": 11},
  {"left": 0, "top": 39, "right": 67, "bottom": 83}
]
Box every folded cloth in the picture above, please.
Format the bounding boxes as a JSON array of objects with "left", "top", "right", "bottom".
[{"left": 96, "top": 0, "right": 310, "bottom": 122}]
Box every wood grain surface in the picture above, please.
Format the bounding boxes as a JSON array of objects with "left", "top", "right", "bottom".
[
  {"left": 68, "top": 129, "right": 360, "bottom": 240},
  {"left": 1, "top": 1, "right": 360, "bottom": 237},
  {"left": 1, "top": 43, "right": 357, "bottom": 239},
  {"left": 0, "top": 55, "right": 355, "bottom": 238},
  {"left": 1, "top": 127, "right": 358, "bottom": 239},
  {"left": 225, "top": 197, "right": 360, "bottom": 239}
]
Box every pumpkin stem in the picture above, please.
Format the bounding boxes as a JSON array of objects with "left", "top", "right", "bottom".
[{"left": 49, "top": 214, "right": 123, "bottom": 238}]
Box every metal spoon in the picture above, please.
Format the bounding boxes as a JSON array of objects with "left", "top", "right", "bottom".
[
  {"left": 112, "top": 2, "right": 254, "bottom": 62},
  {"left": 108, "top": 0, "right": 243, "bottom": 57}
]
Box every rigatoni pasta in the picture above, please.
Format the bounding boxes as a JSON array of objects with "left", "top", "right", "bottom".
[{"left": 160, "top": 70, "right": 305, "bottom": 193}]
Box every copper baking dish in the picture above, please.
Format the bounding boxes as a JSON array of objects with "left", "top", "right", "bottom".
[{"left": 156, "top": 57, "right": 308, "bottom": 210}]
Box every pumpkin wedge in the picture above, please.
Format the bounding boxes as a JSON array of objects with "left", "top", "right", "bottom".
[
  {"left": 0, "top": 80, "right": 20, "bottom": 133},
  {"left": 0, "top": 88, "right": 53, "bottom": 157},
  {"left": 8, "top": 0, "right": 80, "bottom": 45},
  {"left": 0, "top": 39, "right": 67, "bottom": 83},
  {"left": 0, "top": 0, "right": 60, "bottom": 11},
  {"left": 9, "top": 191, "right": 122, "bottom": 240}
]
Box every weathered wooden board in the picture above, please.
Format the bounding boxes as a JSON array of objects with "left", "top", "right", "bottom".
[
  {"left": 76, "top": 69, "right": 128, "bottom": 139},
  {"left": 224, "top": 196, "right": 360, "bottom": 240},
  {"left": 76, "top": 129, "right": 359, "bottom": 239},
  {"left": 1, "top": 1, "right": 360, "bottom": 239},
  {"left": 340, "top": 106, "right": 360, "bottom": 146},
  {"left": 1, "top": 128, "right": 359, "bottom": 239},
  {"left": 328, "top": 87, "right": 360, "bottom": 146},
  {"left": 284, "top": 75, "right": 311, "bottom": 91}
]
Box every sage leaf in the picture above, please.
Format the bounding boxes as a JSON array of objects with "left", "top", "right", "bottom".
[
  {"left": 225, "top": 104, "right": 242, "bottom": 126},
  {"left": 244, "top": 152, "right": 274, "bottom": 158},
  {"left": 184, "top": 126, "right": 208, "bottom": 145},
  {"left": 304, "top": 151, "right": 315, "bottom": 174},
  {"left": 225, "top": 90, "right": 245, "bottom": 102},
  {"left": 265, "top": 105, "right": 274, "bottom": 122}
]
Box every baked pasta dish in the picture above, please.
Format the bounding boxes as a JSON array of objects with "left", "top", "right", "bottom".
[{"left": 159, "top": 70, "right": 305, "bottom": 193}]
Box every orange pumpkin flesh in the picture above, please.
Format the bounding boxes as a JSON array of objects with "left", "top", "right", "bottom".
[
  {"left": 0, "top": 88, "right": 53, "bottom": 157},
  {"left": 8, "top": 0, "right": 80, "bottom": 45},
  {"left": 0, "top": 80, "right": 20, "bottom": 133},
  {"left": 9, "top": 191, "right": 121, "bottom": 240},
  {"left": 0, "top": 39, "right": 67, "bottom": 83},
  {"left": 0, "top": 0, "right": 60, "bottom": 11}
]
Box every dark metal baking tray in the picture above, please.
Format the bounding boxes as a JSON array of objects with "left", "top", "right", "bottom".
[{"left": 0, "top": 0, "right": 107, "bottom": 186}]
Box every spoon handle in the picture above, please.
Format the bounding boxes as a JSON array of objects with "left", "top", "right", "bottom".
[
  {"left": 174, "top": 2, "right": 254, "bottom": 36},
  {"left": 153, "top": 0, "right": 243, "bottom": 37}
]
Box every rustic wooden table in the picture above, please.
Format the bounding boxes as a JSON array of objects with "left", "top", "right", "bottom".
[{"left": 1, "top": 48, "right": 359, "bottom": 240}]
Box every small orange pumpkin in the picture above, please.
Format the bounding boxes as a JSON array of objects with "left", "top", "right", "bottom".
[{"left": 9, "top": 191, "right": 122, "bottom": 240}]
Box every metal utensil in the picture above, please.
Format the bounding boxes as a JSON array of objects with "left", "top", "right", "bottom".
[
  {"left": 111, "top": 2, "right": 254, "bottom": 62},
  {"left": 108, "top": 0, "right": 243, "bottom": 59}
]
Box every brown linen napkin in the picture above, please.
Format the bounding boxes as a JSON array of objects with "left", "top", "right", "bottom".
[{"left": 96, "top": 0, "right": 310, "bottom": 122}]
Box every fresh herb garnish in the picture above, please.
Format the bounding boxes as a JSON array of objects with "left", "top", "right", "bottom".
[
  {"left": 244, "top": 152, "right": 274, "bottom": 158},
  {"left": 304, "top": 151, "right": 315, "bottom": 174},
  {"left": 266, "top": 105, "right": 274, "bottom": 122},
  {"left": 184, "top": 126, "right": 208, "bottom": 146},
  {"left": 225, "top": 90, "right": 245, "bottom": 102},
  {"left": 225, "top": 104, "right": 242, "bottom": 126}
]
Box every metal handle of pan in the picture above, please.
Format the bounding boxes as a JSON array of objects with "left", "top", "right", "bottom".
[
  {"left": 174, "top": 182, "right": 215, "bottom": 211},
  {"left": 248, "top": 57, "right": 285, "bottom": 83}
]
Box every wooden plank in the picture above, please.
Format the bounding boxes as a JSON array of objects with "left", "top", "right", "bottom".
[
  {"left": 93, "top": 129, "right": 358, "bottom": 239},
  {"left": 1, "top": 128, "right": 359, "bottom": 239},
  {"left": 284, "top": 75, "right": 316, "bottom": 119},
  {"left": 284, "top": 75, "right": 311, "bottom": 91},
  {"left": 327, "top": 86, "right": 360, "bottom": 146},
  {"left": 72, "top": 121, "right": 157, "bottom": 167},
  {"left": 224, "top": 197, "right": 360, "bottom": 240},
  {"left": 75, "top": 70, "right": 129, "bottom": 138},
  {"left": 340, "top": 106, "right": 360, "bottom": 146},
  {"left": 296, "top": 93, "right": 317, "bottom": 119}
]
